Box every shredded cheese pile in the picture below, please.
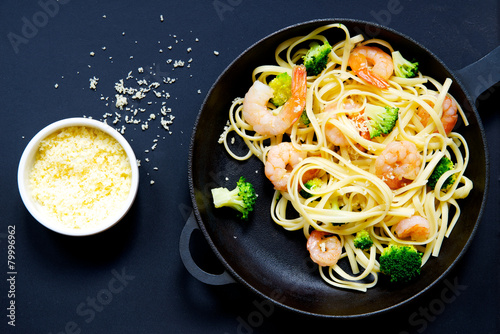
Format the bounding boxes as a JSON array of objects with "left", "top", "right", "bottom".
[{"left": 29, "top": 126, "right": 132, "bottom": 229}]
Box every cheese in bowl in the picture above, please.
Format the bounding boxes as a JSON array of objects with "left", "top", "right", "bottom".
[{"left": 18, "top": 118, "right": 139, "bottom": 236}]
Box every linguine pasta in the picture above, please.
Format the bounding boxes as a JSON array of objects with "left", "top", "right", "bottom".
[{"left": 218, "top": 23, "right": 473, "bottom": 292}]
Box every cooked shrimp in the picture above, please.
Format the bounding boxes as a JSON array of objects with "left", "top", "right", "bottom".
[
  {"left": 324, "top": 99, "right": 369, "bottom": 146},
  {"left": 324, "top": 100, "right": 355, "bottom": 146},
  {"left": 417, "top": 96, "right": 458, "bottom": 134},
  {"left": 325, "top": 119, "right": 350, "bottom": 146},
  {"left": 265, "top": 142, "right": 307, "bottom": 191},
  {"left": 307, "top": 230, "right": 342, "bottom": 267},
  {"left": 440, "top": 97, "right": 458, "bottom": 134},
  {"left": 348, "top": 45, "right": 393, "bottom": 89},
  {"left": 350, "top": 112, "right": 371, "bottom": 141},
  {"left": 375, "top": 141, "right": 422, "bottom": 189},
  {"left": 394, "top": 215, "right": 430, "bottom": 241},
  {"left": 242, "top": 65, "right": 307, "bottom": 136}
]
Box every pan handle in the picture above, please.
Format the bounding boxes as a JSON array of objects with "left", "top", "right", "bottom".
[
  {"left": 179, "top": 211, "right": 236, "bottom": 285},
  {"left": 454, "top": 45, "right": 500, "bottom": 102}
]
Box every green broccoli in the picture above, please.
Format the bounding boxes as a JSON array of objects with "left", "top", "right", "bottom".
[
  {"left": 379, "top": 244, "right": 422, "bottom": 283},
  {"left": 299, "top": 109, "right": 310, "bottom": 126},
  {"left": 303, "top": 41, "right": 333, "bottom": 76},
  {"left": 299, "top": 177, "right": 324, "bottom": 199},
  {"left": 211, "top": 176, "right": 257, "bottom": 220},
  {"left": 428, "top": 156, "right": 456, "bottom": 190},
  {"left": 268, "top": 72, "right": 292, "bottom": 107},
  {"left": 353, "top": 230, "right": 373, "bottom": 250},
  {"left": 363, "top": 104, "right": 399, "bottom": 139},
  {"left": 392, "top": 51, "right": 419, "bottom": 78},
  {"left": 328, "top": 197, "right": 345, "bottom": 226},
  {"left": 329, "top": 197, "right": 340, "bottom": 211}
]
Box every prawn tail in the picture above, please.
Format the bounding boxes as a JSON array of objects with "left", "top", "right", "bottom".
[
  {"left": 356, "top": 68, "right": 390, "bottom": 89},
  {"left": 293, "top": 64, "right": 307, "bottom": 80},
  {"left": 291, "top": 65, "right": 308, "bottom": 99},
  {"left": 281, "top": 65, "right": 308, "bottom": 126}
]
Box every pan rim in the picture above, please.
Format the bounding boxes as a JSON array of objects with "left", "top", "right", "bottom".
[{"left": 187, "top": 18, "right": 489, "bottom": 318}]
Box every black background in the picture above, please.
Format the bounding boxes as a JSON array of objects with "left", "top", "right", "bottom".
[{"left": 0, "top": 0, "right": 498, "bottom": 333}]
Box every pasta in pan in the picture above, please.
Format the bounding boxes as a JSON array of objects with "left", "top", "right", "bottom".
[{"left": 218, "top": 23, "right": 473, "bottom": 291}]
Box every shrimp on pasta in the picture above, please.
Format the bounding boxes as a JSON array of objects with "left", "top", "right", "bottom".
[
  {"left": 417, "top": 96, "right": 458, "bottom": 134},
  {"left": 394, "top": 215, "right": 430, "bottom": 242},
  {"left": 307, "top": 231, "right": 342, "bottom": 267},
  {"left": 265, "top": 142, "right": 306, "bottom": 191},
  {"left": 348, "top": 45, "right": 394, "bottom": 89},
  {"left": 375, "top": 141, "right": 422, "bottom": 190},
  {"left": 242, "top": 65, "right": 307, "bottom": 136}
]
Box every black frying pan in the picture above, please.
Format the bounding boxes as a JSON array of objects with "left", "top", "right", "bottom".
[{"left": 182, "top": 19, "right": 495, "bottom": 317}]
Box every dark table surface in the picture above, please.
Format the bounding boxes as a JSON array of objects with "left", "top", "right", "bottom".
[{"left": 1, "top": 0, "right": 499, "bottom": 333}]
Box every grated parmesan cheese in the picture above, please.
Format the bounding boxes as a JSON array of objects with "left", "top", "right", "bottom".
[
  {"left": 89, "top": 76, "right": 99, "bottom": 90},
  {"left": 29, "top": 126, "right": 132, "bottom": 229},
  {"left": 115, "top": 94, "right": 128, "bottom": 109}
]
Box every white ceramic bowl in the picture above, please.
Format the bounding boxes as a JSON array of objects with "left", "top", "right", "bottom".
[{"left": 18, "top": 117, "right": 140, "bottom": 236}]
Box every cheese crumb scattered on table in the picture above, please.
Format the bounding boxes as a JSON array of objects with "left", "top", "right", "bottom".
[
  {"left": 89, "top": 76, "right": 99, "bottom": 90},
  {"left": 173, "top": 60, "right": 185, "bottom": 68},
  {"left": 218, "top": 120, "right": 231, "bottom": 144},
  {"left": 76, "top": 32, "right": 216, "bottom": 169},
  {"left": 115, "top": 94, "right": 128, "bottom": 110}
]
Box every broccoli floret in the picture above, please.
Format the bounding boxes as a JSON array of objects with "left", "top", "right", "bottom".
[
  {"left": 428, "top": 156, "right": 456, "bottom": 190},
  {"left": 353, "top": 230, "right": 373, "bottom": 250},
  {"left": 211, "top": 177, "right": 257, "bottom": 220},
  {"left": 379, "top": 244, "right": 422, "bottom": 283},
  {"left": 299, "top": 109, "right": 310, "bottom": 126},
  {"left": 268, "top": 72, "right": 292, "bottom": 107},
  {"left": 299, "top": 177, "right": 324, "bottom": 199},
  {"left": 303, "top": 41, "right": 332, "bottom": 76},
  {"left": 363, "top": 104, "right": 399, "bottom": 139},
  {"left": 329, "top": 197, "right": 340, "bottom": 211},
  {"left": 328, "top": 198, "right": 345, "bottom": 226},
  {"left": 392, "top": 51, "right": 419, "bottom": 78}
]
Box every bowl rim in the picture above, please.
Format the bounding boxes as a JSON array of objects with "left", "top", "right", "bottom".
[{"left": 17, "top": 117, "right": 140, "bottom": 236}]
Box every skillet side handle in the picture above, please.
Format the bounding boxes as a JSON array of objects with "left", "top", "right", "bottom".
[
  {"left": 179, "top": 211, "right": 236, "bottom": 285},
  {"left": 454, "top": 45, "right": 500, "bottom": 102}
]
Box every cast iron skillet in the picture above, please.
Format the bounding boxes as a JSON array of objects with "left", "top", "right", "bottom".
[{"left": 182, "top": 19, "right": 495, "bottom": 317}]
